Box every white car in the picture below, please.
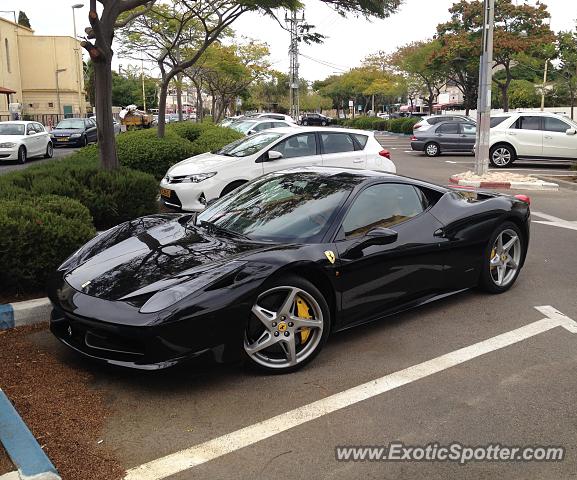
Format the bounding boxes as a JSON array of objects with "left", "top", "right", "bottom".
[
  {"left": 0, "top": 121, "right": 52, "bottom": 164},
  {"left": 244, "top": 112, "right": 295, "bottom": 122},
  {"left": 488, "top": 112, "right": 577, "bottom": 167},
  {"left": 159, "top": 126, "right": 396, "bottom": 211},
  {"left": 413, "top": 114, "right": 474, "bottom": 132},
  {"left": 231, "top": 119, "right": 295, "bottom": 136}
]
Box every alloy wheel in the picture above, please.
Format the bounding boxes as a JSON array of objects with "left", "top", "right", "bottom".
[
  {"left": 489, "top": 229, "right": 521, "bottom": 287},
  {"left": 244, "top": 286, "right": 324, "bottom": 369},
  {"left": 491, "top": 147, "right": 512, "bottom": 167},
  {"left": 425, "top": 143, "right": 439, "bottom": 157}
]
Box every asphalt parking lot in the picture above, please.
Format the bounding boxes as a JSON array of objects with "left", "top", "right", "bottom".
[
  {"left": 28, "top": 137, "right": 577, "bottom": 479},
  {"left": 0, "top": 146, "right": 79, "bottom": 175}
]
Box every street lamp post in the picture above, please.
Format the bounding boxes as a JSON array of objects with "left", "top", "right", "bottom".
[
  {"left": 72, "top": 4, "right": 84, "bottom": 116},
  {"left": 474, "top": 0, "right": 495, "bottom": 176},
  {"left": 56, "top": 68, "right": 67, "bottom": 117}
]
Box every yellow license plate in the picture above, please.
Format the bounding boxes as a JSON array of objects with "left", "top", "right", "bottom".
[
  {"left": 58, "top": 137, "right": 69, "bottom": 142},
  {"left": 160, "top": 187, "right": 172, "bottom": 198}
]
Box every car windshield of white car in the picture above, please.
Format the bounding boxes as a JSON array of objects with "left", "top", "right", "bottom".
[
  {"left": 55, "top": 119, "right": 85, "bottom": 129},
  {"left": 0, "top": 124, "right": 25, "bottom": 135},
  {"left": 216, "top": 132, "right": 283, "bottom": 158},
  {"left": 196, "top": 172, "right": 356, "bottom": 242}
]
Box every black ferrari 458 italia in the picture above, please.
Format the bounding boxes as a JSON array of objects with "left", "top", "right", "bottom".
[{"left": 48, "top": 167, "right": 531, "bottom": 373}]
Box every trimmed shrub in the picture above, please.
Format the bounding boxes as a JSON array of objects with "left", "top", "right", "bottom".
[
  {"left": 188, "top": 125, "right": 243, "bottom": 156},
  {"left": 0, "top": 196, "right": 96, "bottom": 292},
  {"left": 0, "top": 154, "right": 159, "bottom": 230}
]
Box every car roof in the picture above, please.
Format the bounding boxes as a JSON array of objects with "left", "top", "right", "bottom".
[
  {"left": 0, "top": 121, "right": 33, "bottom": 125},
  {"left": 264, "top": 126, "right": 374, "bottom": 135}
]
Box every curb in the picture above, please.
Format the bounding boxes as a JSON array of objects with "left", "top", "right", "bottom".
[
  {"left": 0, "top": 298, "right": 51, "bottom": 330},
  {"left": 533, "top": 175, "right": 577, "bottom": 193},
  {"left": 0, "top": 389, "right": 61, "bottom": 480},
  {"left": 449, "top": 176, "right": 559, "bottom": 191}
]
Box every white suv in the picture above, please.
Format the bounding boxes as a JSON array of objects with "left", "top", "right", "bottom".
[
  {"left": 159, "top": 126, "right": 396, "bottom": 211},
  {"left": 488, "top": 112, "right": 577, "bottom": 167}
]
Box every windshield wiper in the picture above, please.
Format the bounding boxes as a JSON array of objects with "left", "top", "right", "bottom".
[{"left": 199, "top": 220, "right": 250, "bottom": 240}]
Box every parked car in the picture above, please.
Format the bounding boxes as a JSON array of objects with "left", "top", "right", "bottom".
[
  {"left": 50, "top": 118, "right": 97, "bottom": 147},
  {"left": 413, "top": 114, "right": 474, "bottom": 132},
  {"left": 376, "top": 112, "right": 390, "bottom": 120},
  {"left": 113, "top": 118, "right": 121, "bottom": 135},
  {"left": 411, "top": 121, "right": 477, "bottom": 157},
  {"left": 300, "top": 113, "right": 332, "bottom": 126},
  {"left": 49, "top": 167, "right": 530, "bottom": 372},
  {"left": 0, "top": 121, "right": 53, "bottom": 164},
  {"left": 159, "top": 126, "right": 395, "bottom": 211},
  {"left": 231, "top": 119, "right": 294, "bottom": 136},
  {"left": 487, "top": 112, "right": 577, "bottom": 167},
  {"left": 220, "top": 116, "right": 244, "bottom": 128},
  {"left": 243, "top": 112, "right": 295, "bottom": 122}
]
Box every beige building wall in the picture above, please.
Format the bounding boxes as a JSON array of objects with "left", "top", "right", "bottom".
[{"left": 0, "top": 17, "right": 86, "bottom": 118}]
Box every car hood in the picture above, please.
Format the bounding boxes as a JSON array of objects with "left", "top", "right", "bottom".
[
  {"left": 62, "top": 215, "right": 266, "bottom": 301},
  {"left": 167, "top": 152, "right": 241, "bottom": 176},
  {"left": 51, "top": 128, "right": 84, "bottom": 135},
  {"left": 0, "top": 135, "right": 24, "bottom": 143}
]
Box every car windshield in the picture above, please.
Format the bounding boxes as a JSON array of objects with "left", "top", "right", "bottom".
[
  {"left": 215, "top": 132, "right": 283, "bottom": 158},
  {"left": 0, "top": 124, "right": 25, "bottom": 135},
  {"left": 232, "top": 121, "right": 259, "bottom": 133},
  {"left": 55, "top": 119, "right": 85, "bottom": 129},
  {"left": 196, "top": 172, "right": 356, "bottom": 242}
]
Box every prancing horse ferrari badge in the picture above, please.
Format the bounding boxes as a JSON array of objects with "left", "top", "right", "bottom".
[{"left": 324, "top": 250, "right": 336, "bottom": 264}]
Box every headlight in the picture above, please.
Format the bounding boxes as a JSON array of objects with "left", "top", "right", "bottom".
[
  {"left": 70, "top": 133, "right": 81, "bottom": 138},
  {"left": 182, "top": 172, "right": 217, "bottom": 183},
  {"left": 0, "top": 142, "right": 16, "bottom": 148},
  {"left": 139, "top": 261, "right": 245, "bottom": 313}
]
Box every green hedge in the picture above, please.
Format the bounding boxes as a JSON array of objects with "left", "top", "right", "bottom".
[
  {"left": 336, "top": 116, "right": 420, "bottom": 134},
  {"left": 0, "top": 196, "right": 96, "bottom": 292}
]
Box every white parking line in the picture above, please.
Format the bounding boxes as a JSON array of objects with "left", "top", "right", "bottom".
[
  {"left": 125, "top": 306, "right": 576, "bottom": 480},
  {"left": 532, "top": 211, "right": 577, "bottom": 232}
]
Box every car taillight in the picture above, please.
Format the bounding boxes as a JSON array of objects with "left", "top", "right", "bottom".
[
  {"left": 514, "top": 194, "right": 531, "bottom": 205},
  {"left": 411, "top": 135, "right": 417, "bottom": 141},
  {"left": 379, "top": 150, "right": 391, "bottom": 159}
]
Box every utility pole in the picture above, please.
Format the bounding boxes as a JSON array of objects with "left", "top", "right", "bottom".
[
  {"left": 141, "top": 57, "right": 147, "bottom": 113},
  {"left": 286, "top": 9, "right": 304, "bottom": 121},
  {"left": 540, "top": 59, "right": 549, "bottom": 111},
  {"left": 474, "top": 0, "right": 495, "bottom": 176}
]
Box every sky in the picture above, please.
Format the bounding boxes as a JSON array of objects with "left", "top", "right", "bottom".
[{"left": 1, "top": 0, "right": 575, "bottom": 81}]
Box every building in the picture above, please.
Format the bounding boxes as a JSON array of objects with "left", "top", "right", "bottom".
[{"left": 0, "top": 16, "right": 86, "bottom": 122}]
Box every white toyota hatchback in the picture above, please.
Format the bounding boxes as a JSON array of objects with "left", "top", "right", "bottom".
[
  {"left": 488, "top": 112, "right": 577, "bottom": 167},
  {"left": 0, "top": 121, "right": 53, "bottom": 164},
  {"left": 160, "top": 126, "right": 396, "bottom": 211}
]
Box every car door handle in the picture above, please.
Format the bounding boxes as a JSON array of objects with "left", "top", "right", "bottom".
[
  {"left": 544, "top": 136, "right": 553, "bottom": 140},
  {"left": 353, "top": 158, "right": 364, "bottom": 163},
  {"left": 508, "top": 132, "right": 517, "bottom": 136}
]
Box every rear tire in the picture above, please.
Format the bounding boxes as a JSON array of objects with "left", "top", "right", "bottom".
[
  {"left": 243, "top": 275, "right": 331, "bottom": 374},
  {"left": 44, "top": 142, "right": 53, "bottom": 159},
  {"left": 302, "top": 120, "right": 308, "bottom": 126},
  {"left": 479, "top": 221, "right": 525, "bottom": 294},
  {"left": 490, "top": 144, "right": 516, "bottom": 168},
  {"left": 17, "top": 146, "right": 27, "bottom": 164},
  {"left": 424, "top": 142, "right": 440, "bottom": 157}
]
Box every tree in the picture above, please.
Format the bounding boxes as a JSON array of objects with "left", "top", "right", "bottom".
[
  {"left": 507, "top": 80, "right": 539, "bottom": 109},
  {"left": 81, "top": 0, "right": 156, "bottom": 170},
  {"left": 245, "top": 71, "right": 290, "bottom": 112},
  {"left": 17, "top": 11, "right": 31, "bottom": 29},
  {"left": 557, "top": 28, "right": 577, "bottom": 119},
  {"left": 435, "top": 0, "right": 554, "bottom": 113},
  {"left": 392, "top": 40, "right": 445, "bottom": 114}
]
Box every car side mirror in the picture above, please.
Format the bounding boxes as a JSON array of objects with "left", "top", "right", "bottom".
[
  {"left": 267, "top": 150, "right": 283, "bottom": 161},
  {"left": 566, "top": 128, "right": 576, "bottom": 136},
  {"left": 247, "top": 130, "right": 255, "bottom": 136}
]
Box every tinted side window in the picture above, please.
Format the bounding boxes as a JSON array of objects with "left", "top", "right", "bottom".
[
  {"left": 428, "top": 117, "right": 444, "bottom": 125},
  {"left": 490, "top": 117, "right": 508, "bottom": 128},
  {"left": 341, "top": 184, "right": 427, "bottom": 239},
  {"left": 321, "top": 133, "right": 355, "bottom": 154},
  {"left": 254, "top": 122, "right": 272, "bottom": 132},
  {"left": 437, "top": 123, "right": 459, "bottom": 134},
  {"left": 272, "top": 133, "right": 317, "bottom": 158},
  {"left": 34, "top": 123, "right": 45, "bottom": 133},
  {"left": 514, "top": 116, "right": 541, "bottom": 131},
  {"left": 544, "top": 117, "right": 570, "bottom": 133}
]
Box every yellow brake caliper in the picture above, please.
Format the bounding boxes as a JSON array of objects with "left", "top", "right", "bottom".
[
  {"left": 490, "top": 248, "right": 496, "bottom": 269},
  {"left": 295, "top": 296, "right": 312, "bottom": 344}
]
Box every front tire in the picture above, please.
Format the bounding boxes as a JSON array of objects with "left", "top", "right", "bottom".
[
  {"left": 243, "top": 275, "right": 331, "bottom": 373},
  {"left": 479, "top": 221, "right": 525, "bottom": 293},
  {"left": 490, "top": 144, "right": 515, "bottom": 168},
  {"left": 302, "top": 120, "right": 308, "bottom": 126},
  {"left": 44, "top": 142, "right": 53, "bottom": 159},
  {"left": 424, "top": 142, "right": 440, "bottom": 157},
  {"left": 82, "top": 134, "right": 88, "bottom": 147},
  {"left": 17, "top": 146, "right": 27, "bottom": 164}
]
